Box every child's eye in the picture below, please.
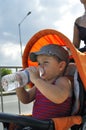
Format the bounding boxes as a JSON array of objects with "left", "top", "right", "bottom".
[
  {"left": 44, "top": 61, "right": 48, "bottom": 64},
  {"left": 45, "top": 61, "right": 48, "bottom": 63},
  {"left": 37, "top": 61, "right": 48, "bottom": 66}
]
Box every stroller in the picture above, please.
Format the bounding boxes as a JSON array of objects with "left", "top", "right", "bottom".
[{"left": 0, "top": 29, "right": 86, "bottom": 130}]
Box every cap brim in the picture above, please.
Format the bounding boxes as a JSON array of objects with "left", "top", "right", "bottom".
[{"left": 30, "top": 51, "right": 46, "bottom": 62}]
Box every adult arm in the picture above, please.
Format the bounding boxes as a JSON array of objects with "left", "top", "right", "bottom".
[{"left": 73, "top": 18, "right": 81, "bottom": 48}]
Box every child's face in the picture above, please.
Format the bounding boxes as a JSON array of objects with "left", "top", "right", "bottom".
[{"left": 37, "top": 55, "right": 66, "bottom": 81}]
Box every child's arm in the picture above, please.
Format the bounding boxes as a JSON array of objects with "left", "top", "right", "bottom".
[
  {"left": 16, "top": 86, "right": 36, "bottom": 104},
  {"left": 33, "top": 77, "right": 72, "bottom": 104}
]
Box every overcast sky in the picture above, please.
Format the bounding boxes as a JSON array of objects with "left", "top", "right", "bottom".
[{"left": 0, "top": 0, "right": 84, "bottom": 66}]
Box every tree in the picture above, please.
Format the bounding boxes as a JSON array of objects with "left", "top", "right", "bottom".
[{"left": 0, "top": 68, "right": 12, "bottom": 77}]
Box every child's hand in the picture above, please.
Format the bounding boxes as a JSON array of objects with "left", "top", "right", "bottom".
[{"left": 27, "top": 66, "right": 40, "bottom": 84}]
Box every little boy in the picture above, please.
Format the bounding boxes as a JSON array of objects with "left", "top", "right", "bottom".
[{"left": 16, "top": 44, "right": 72, "bottom": 120}]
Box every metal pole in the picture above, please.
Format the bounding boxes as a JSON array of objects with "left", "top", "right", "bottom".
[
  {"left": 0, "top": 69, "right": 4, "bottom": 112},
  {"left": 18, "top": 24, "right": 22, "bottom": 57},
  {"left": 18, "top": 11, "right": 31, "bottom": 57}
]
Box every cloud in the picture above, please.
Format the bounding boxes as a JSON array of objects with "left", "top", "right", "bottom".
[
  {"left": 0, "top": 0, "right": 84, "bottom": 66},
  {"left": 0, "top": 42, "right": 22, "bottom": 66}
]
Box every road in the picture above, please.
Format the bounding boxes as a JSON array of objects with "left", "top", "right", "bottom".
[{"left": 0, "top": 94, "right": 33, "bottom": 130}]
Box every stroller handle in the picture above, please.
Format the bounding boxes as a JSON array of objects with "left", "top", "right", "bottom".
[{"left": 0, "top": 112, "right": 54, "bottom": 130}]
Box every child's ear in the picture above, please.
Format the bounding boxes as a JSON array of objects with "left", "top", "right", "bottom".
[{"left": 59, "top": 61, "right": 66, "bottom": 71}]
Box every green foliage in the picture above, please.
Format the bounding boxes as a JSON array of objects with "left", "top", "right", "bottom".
[
  {"left": 0, "top": 68, "right": 12, "bottom": 77},
  {"left": 0, "top": 68, "right": 12, "bottom": 92}
]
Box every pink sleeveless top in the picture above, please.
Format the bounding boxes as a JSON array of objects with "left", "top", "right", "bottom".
[{"left": 32, "top": 81, "right": 72, "bottom": 120}]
